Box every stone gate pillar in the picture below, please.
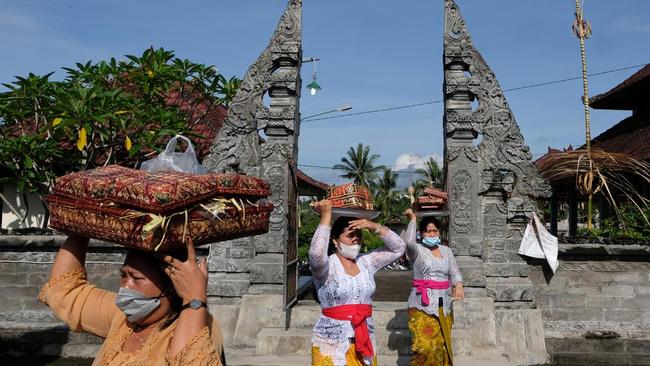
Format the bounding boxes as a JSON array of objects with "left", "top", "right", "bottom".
[
  {"left": 202, "top": 0, "right": 302, "bottom": 310},
  {"left": 443, "top": 1, "right": 552, "bottom": 363}
]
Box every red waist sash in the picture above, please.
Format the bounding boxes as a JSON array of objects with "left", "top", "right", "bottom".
[
  {"left": 322, "top": 304, "right": 373, "bottom": 358},
  {"left": 412, "top": 279, "right": 451, "bottom": 306}
]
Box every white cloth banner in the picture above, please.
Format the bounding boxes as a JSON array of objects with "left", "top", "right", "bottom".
[{"left": 518, "top": 212, "right": 559, "bottom": 273}]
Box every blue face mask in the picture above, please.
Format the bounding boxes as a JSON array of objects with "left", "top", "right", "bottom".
[
  {"left": 115, "top": 287, "right": 163, "bottom": 323},
  {"left": 422, "top": 236, "right": 441, "bottom": 248}
]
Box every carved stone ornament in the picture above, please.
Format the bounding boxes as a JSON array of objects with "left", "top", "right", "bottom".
[
  {"left": 451, "top": 170, "right": 473, "bottom": 234},
  {"left": 203, "top": 0, "right": 302, "bottom": 175},
  {"left": 443, "top": 0, "right": 551, "bottom": 202}
]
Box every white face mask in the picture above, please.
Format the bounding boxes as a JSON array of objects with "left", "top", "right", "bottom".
[{"left": 337, "top": 243, "right": 361, "bottom": 259}]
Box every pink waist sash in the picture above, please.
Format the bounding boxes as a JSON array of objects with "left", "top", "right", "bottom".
[{"left": 412, "top": 279, "right": 450, "bottom": 306}]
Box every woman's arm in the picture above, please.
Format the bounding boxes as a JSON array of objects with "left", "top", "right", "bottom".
[
  {"left": 402, "top": 209, "right": 419, "bottom": 261},
  {"left": 161, "top": 239, "right": 211, "bottom": 357},
  {"left": 349, "top": 219, "right": 406, "bottom": 273},
  {"left": 308, "top": 200, "right": 332, "bottom": 283},
  {"left": 48, "top": 235, "right": 89, "bottom": 280},
  {"left": 40, "top": 235, "right": 119, "bottom": 337}
]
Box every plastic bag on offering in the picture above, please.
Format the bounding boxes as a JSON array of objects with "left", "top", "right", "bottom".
[{"left": 140, "top": 135, "right": 207, "bottom": 174}]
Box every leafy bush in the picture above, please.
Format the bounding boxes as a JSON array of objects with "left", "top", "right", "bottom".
[{"left": 0, "top": 47, "right": 238, "bottom": 201}]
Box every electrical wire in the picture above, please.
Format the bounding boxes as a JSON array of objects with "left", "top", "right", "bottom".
[{"left": 301, "top": 62, "right": 648, "bottom": 123}]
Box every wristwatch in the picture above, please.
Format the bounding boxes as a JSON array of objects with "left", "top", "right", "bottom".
[{"left": 180, "top": 299, "right": 208, "bottom": 311}]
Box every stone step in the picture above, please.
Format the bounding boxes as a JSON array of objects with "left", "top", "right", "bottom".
[
  {"left": 230, "top": 352, "right": 514, "bottom": 366},
  {"left": 255, "top": 327, "right": 472, "bottom": 357}
]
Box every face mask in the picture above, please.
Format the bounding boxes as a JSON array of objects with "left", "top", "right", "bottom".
[
  {"left": 115, "top": 287, "right": 163, "bottom": 323},
  {"left": 422, "top": 236, "right": 441, "bottom": 248},
  {"left": 337, "top": 243, "right": 361, "bottom": 259}
]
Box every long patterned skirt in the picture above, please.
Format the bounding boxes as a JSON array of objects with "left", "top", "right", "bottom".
[
  {"left": 311, "top": 344, "right": 378, "bottom": 366},
  {"left": 407, "top": 308, "right": 454, "bottom": 366}
]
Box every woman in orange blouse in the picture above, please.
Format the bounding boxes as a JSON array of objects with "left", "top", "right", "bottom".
[{"left": 39, "top": 235, "right": 224, "bottom": 366}]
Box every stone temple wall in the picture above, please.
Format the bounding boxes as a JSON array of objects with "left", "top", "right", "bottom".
[{"left": 528, "top": 244, "right": 650, "bottom": 365}]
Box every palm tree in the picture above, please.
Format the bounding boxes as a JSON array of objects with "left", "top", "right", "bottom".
[
  {"left": 415, "top": 157, "right": 443, "bottom": 188},
  {"left": 333, "top": 143, "right": 385, "bottom": 188},
  {"left": 374, "top": 168, "right": 399, "bottom": 221}
]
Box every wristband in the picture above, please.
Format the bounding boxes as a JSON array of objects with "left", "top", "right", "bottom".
[{"left": 374, "top": 225, "right": 383, "bottom": 235}]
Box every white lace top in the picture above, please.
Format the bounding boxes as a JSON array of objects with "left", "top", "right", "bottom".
[
  {"left": 402, "top": 220, "right": 463, "bottom": 316},
  {"left": 309, "top": 224, "right": 406, "bottom": 366}
]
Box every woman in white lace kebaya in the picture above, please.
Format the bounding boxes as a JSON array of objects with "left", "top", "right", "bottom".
[
  {"left": 403, "top": 209, "right": 464, "bottom": 366},
  {"left": 309, "top": 200, "right": 406, "bottom": 366}
]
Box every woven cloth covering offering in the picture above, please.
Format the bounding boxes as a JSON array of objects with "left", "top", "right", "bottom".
[
  {"left": 416, "top": 187, "right": 447, "bottom": 210},
  {"left": 47, "top": 165, "right": 274, "bottom": 251},
  {"left": 326, "top": 183, "right": 374, "bottom": 210},
  {"left": 52, "top": 165, "right": 270, "bottom": 215}
]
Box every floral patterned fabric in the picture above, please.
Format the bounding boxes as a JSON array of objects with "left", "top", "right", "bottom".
[
  {"left": 408, "top": 308, "right": 452, "bottom": 366},
  {"left": 311, "top": 344, "right": 377, "bottom": 366},
  {"left": 53, "top": 165, "right": 270, "bottom": 214}
]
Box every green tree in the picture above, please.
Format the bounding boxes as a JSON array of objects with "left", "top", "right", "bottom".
[
  {"left": 415, "top": 157, "right": 443, "bottom": 188},
  {"left": 333, "top": 143, "right": 385, "bottom": 188},
  {"left": 0, "top": 48, "right": 240, "bottom": 227},
  {"left": 374, "top": 168, "right": 399, "bottom": 222}
]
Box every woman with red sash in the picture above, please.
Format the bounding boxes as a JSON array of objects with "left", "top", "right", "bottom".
[
  {"left": 309, "top": 200, "right": 406, "bottom": 366},
  {"left": 404, "top": 209, "right": 464, "bottom": 366}
]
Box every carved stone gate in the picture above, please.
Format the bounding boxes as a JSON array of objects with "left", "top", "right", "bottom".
[{"left": 203, "top": 0, "right": 302, "bottom": 309}]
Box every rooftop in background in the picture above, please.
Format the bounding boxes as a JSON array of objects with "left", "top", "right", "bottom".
[
  {"left": 588, "top": 64, "right": 650, "bottom": 161},
  {"left": 589, "top": 64, "right": 650, "bottom": 111}
]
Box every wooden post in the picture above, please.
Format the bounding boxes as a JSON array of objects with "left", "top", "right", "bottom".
[
  {"left": 550, "top": 193, "right": 558, "bottom": 236},
  {"left": 568, "top": 188, "right": 578, "bottom": 237}
]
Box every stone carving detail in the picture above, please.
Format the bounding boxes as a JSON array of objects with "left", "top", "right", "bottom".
[
  {"left": 447, "top": 147, "right": 478, "bottom": 162},
  {"left": 507, "top": 197, "right": 536, "bottom": 222},
  {"left": 451, "top": 170, "right": 473, "bottom": 233},
  {"left": 443, "top": 0, "right": 550, "bottom": 305},
  {"left": 443, "top": 0, "right": 551, "bottom": 202},
  {"left": 558, "top": 261, "right": 650, "bottom": 271},
  {"left": 203, "top": 0, "right": 302, "bottom": 175},
  {"left": 480, "top": 168, "right": 516, "bottom": 196},
  {"left": 202, "top": 0, "right": 302, "bottom": 305}
]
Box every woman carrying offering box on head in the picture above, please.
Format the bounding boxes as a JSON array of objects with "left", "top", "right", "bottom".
[
  {"left": 403, "top": 205, "right": 464, "bottom": 366},
  {"left": 308, "top": 183, "right": 406, "bottom": 366},
  {"left": 39, "top": 235, "right": 224, "bottom": 366}
]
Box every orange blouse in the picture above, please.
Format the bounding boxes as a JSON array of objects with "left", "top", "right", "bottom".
[{"left": 39, "top": 267, "right": 224, "bottom": 366}]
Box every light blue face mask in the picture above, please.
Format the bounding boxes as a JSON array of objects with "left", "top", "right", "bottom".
[
  {"left": 115, "top": 287, "right": 163, "bottom": 323},
  {"left": 422, "top": 236, "right": 441, "bottom": 248}
]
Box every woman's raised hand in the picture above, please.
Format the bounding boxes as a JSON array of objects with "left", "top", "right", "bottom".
[
  {"left": 159, "top": 238, "right": 208, "bottom": 303},
  {"left": 404, "top": 208, "right": 416, "bottom": 221},
  {"left": 311, "top": 199, "right": 332, "bottom": 226}
]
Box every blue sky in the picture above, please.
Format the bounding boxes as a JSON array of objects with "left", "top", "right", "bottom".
[{"left": 1, "top": 0, "right": 648, "bottom": 185}]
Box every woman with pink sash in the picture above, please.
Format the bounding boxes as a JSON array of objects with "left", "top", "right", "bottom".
[
  {"left": 309, "top": 200, "right": 406, "bottom": 366},
  {"left": 403, "top": 209, "right": 464, "bottom": 366}
]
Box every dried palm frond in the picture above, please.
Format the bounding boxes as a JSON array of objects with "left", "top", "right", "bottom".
[{"left": 537, "top": 148, "right": 650, "bottom": 225}]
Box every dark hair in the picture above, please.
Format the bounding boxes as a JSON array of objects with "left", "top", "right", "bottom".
[
  {"left": 328, "top": 216, "right": 354, "bottom": 256},
  {"left": 124, "top": 249, "right": 184, "bottom": 329},
  {"left": 419, "top": 217, "right": 442, "bottom": 233}
]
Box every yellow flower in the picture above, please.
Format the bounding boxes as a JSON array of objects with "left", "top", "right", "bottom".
[
  {"left": 115, "top": 110, "right": 128, "bottom": 115},
  {"left": 147, "top": 70, "right": 154, "bottom": 77},
  {"left": 52, "top": 118, "right": 62, "bottom": 127},
  {"left": 76, "top": 127, "right": 87, "bottom": 151},
  {"left": 125, "top": 135, "right": 132, "bottom": 151}
]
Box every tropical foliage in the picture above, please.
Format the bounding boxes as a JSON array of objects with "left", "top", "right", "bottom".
[
  {"left": 0, "top": 47, "right": 239, "bottom": 201},
  {"left": 333, "top": 143, "right": 385, "bottom": 189}
]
